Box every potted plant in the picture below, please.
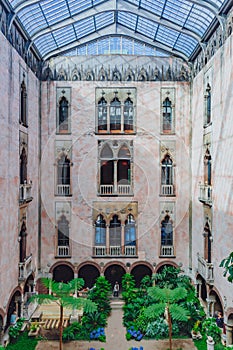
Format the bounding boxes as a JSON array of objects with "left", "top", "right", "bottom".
[{"left": 191, "top": 320, "right": 202, "bottom": 339}]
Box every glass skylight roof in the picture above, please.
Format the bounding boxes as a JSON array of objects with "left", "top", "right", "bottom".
[{"left": 7, "top": 0, "right": 228, "bottom": 61}]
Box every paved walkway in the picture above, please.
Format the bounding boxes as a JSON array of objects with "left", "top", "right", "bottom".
[{"left": 36, "top": 299, "right": 197, "bottom": 350}]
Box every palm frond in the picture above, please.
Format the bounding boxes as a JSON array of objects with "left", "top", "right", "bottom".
[
  {"left": 144, "top": 303, "right": 166, "bottom": 320},
  {"left": 148, "top": 286, "right": 187, "bottom": 303},
  {"left": 169, "top": 304, "right": 189, "bottom": 321},
  {"left": 30, "top": 294, "right": 58, "bottom": 304}
]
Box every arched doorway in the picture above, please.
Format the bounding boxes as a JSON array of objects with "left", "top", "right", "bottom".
[
  {"left": 53, "top": 264, "right": 74, "bottom": 283},
  {"left": 104, "top": 264, "right": 126, "bottom": 290},
  {"left": 6, "top": 291, "right": 21, "bottom": 328},
  {"left": 131, "top": 264, "right": 152, "bottom": 287},
  {"left": 227, "top": 313, "right": 233, "bottom": 345},
  {"left": 78, "top": 265, "right": 100, "bottom": 288}
]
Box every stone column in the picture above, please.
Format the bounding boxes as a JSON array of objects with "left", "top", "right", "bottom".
[
  {"left": 226, "top": 324, "right": 233, "bottom": 346},
  {"left": 121, "top": 224, "right": 125, "bottom": 255},
  {"left": 106, "top": 225, "right": 110, "bottom": 255},
  {"left": 206, "top": 298, "right": 211, "bottom": 317},
  {"left": 121, "top": 104, "right": 124, "bottom": 133},
  {"left": 207, "top": 336, "right": 215, "bottom": 350}
]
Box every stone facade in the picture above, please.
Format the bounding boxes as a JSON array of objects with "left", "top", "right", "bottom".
[{"left": 0, "top": 14, "right": 233, "bottom": 345}]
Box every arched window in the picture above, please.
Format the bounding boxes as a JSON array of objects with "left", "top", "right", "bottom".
[
  {"left": 110, "top": 95, "right": 121, "bottom": 132},
  {"left": 19, "top": 221, "right": 27, "bottom": 262},
  {"left": 205, "top": 84, "right": 211, "bottom": 124},
  {"left": 161, "top": 154, "right": 174, "bottom": 195},
  {"left": 100, "top": 144, "right": 114, "bottom": 190},
  {"left": 109, "top": 215, "right": 121, "bottom": 247},
  {"left": 125, "top": 214, "right": 136, "bottom": 246},
  {"left": 204, "top": 149, "right": 211, "bottom": 185},
  {"left": 162, "top": 97, "right": 172, "bottom": 133},
  {"left": 161, "top": 215, "right": 173, "bottom": 246},
  {"left": 20, "top": 80, "right": 27, "bottom": 126},
  {"left": 203, "top": 222, "right": 211, "bottom": 263},
  {"left": 57, "top": 154, "right": 71, "bottom": 196},
  {"left": 98, "top": 96, "right": 107, "bottom": 132},
  {"left": 99, "top": 141, "right": 133, "bottom": 196},
  {"left": 95, "top": 215, "right": 106, "bottom": 245},
  {"left": 124, "top": 96, "right": 134, "bottom": 132},
  {"left": 20, "top": 147, "right": 27, "bottom": 184},
  {"left": 58, "top": 97, "right": 69, "bottom": 132},
  {"left": 117, "top": 145, "right": 131, "bottom": 186},
  {"left": 58, "top": 215, "right": 69, "bottom": 247}
]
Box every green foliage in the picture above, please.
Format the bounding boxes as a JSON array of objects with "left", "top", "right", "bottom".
[
  {"left": 82, "top": 311, "right": 107, "bottom": 330},
  {"left": 202, "top": 318, "right": 222, "bottom": 343},
  {"left": 62, "top": 322, "right": 89, "bottom": 341},
  {"left": 147, "top": 286, "right": 188, "bottom": 304},
  {"left": 122, "top": 274, "right": 138, "bottom": 303},
  {"left": 88, "top": 276, "right": 111, "bottom": 316},
  {"left": 220, "top": 252, "right": 233, "bottom": 283},
  {"left": 8, "top": 318, "right": 25, "bottom": 340},
  {"left": 6, "top": 332, "right": 38, "bottom": 350},
  {"left": 145, "top": 319, "right": 169, "bottom": 339}
]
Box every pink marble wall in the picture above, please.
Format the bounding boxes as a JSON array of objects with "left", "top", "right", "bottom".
[
  {"left": 0, "top": 32, "right": 39, "bottom": 316},
  {"left": 192, "top": 33, "right": 233, "bottom": 312},
  {"left": 40, "top": 79, "right": 191, "bottom": 271}
]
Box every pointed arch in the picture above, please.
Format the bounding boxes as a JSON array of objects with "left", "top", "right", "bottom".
[
  {"left": 98, "top": 96, "right": 108, "bottom": 132},
  {"left": 20, "top": 147, "right": 27, "bottom": 184},
  {"left": 162, "top": 97, "right": 172, "bottom": 133},
  {"left": 161, "top": 153, "right": 174, "bottom": 196},
  {"left": 57, "top": 214, "right": 70, "bottom": 257},
  {"left": 58, "top": 96, "right": 69, "bottom": 132},
  {"left": 124, "top": 95, "right": 134, "bottom": 132},
  {"left": 124, "top": 214, "right": 136, "bottom": 247},
  {"left": 110, "top": 94, "right": 121, "bottom": 132},
  {"left": 95, "top": 214, "right": 106, "bottom": 246},
  {"left": 109, "top": 214, "right": 121, "bottom": 248},
  {"left": 56, "top": 152, "right": 71, "bottom": 196},
  {"left": 20, "top": 80, "right": 27, "bottom": 126},
  {"left": 160, "top": 214, "right": 174, "bottom": 256},
  {"left": 100, "top": 143, "right": 113, "bottom": 159},
  {"left": 19, "top": 221, "right": 27, "bottom": 262}
]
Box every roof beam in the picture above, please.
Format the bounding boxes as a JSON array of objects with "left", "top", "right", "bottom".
[
  {"left": 187, "top": 0, "right": 224, "bottom": 29},
  {"left": 42, "top": 22, "right": 189, "bottom": 61}
]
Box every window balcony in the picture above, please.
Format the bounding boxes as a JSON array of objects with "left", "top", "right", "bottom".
[
  {"left": 93, "top": 245, "right": 137, "bottom": 257},
  {"left": 19, "top": 181, "right": 33, "bottom": 204},
  {"left": 160, "top": 185, "right": 175, "bottom": 196},
  {"left": 56, "top": 245, "right": 71, "bottom": 257},
  {"left": 160, "top": 245, "right": 175, "bottom": 257},
  {"left": 198, "top": 183, "right": 212, "bottom": 205},
  {"left": 18, "top": 254, "right": 32, "bottom": 281},
  {"left": 197, "top": 253, "right": 214, "bottom": 285},
  {"left": 56, "top": 184, "right": 71, "bottom": 196},
  {"left": 99, "top": 184, "right": 133, "bottom": 196}
]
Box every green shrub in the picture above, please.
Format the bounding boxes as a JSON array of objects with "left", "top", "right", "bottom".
[
  {"left": 6, "top": 332, "right": 38, "bottom": 349},
  {"left": 202, "top": 318, "right": 222, "bottom": 343}
]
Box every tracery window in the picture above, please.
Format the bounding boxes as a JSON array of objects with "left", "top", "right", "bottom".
[
  {"left": 95, "top": 214, "right": 106, "bottom": 245},
  {"left": 205, "top": 83, "right": 211, "bottom": 125},
  {"left": 58, "top": 97, "right": 69, "bottom": 132},
  {"left": 56, "top": 154, "right": 71, "bottom": 196},
  {"left": 57, "top": 215, "right": 70, "bottom": 257},
  {"left": 96, "top": 88, "right": 136, "bottom": 134},
  {"left": 99, "top": 141, "right": 133, "bottom": 196},
  {"left": 20, "top": 80, "right": 27, "bottom": 126},
  {"left": 160, "top": 215, "right": 174, "bottom": 257},
  {"left": 161, "top": 154, "right": 174, "bottom": 196},
  {"left": 162, "top": 97, "right": 172, "bottom": 133}
]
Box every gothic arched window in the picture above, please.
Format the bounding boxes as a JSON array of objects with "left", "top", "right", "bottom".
[
  {"left": 98, "top": 96, "right": 107, "bottom": 132},
  {"left": 109, "top": 215, "right": 121, "bottom": 247},
  {"left": 58, "top": 97, "right": 69, "bottom": 132},
  {"left": 20, "top": 147, "right": 27, "bottom": 184},
  {"left": 57, "top": 154, "right": 71, "bottom": 196},
  {"left": 162, "top": 97, "right": 172, "bottom": 133},
  {"left": 20, "top": 80, "right": 27, "bottom": 126},
  {"left": 161, "top": 154, "right": 174, "bottom": 195},
  {"left": 58, "top": 215, "right": 69, "bottom": 247},
  {"left": 95, "top": 215, "right": 106, "bottom": 245},
  {"left": 161, "top": 215, "right": 173, "bottom": 246},
  {"left": 125, "top": 214, "right": 136, "bottom": 246},
  {"left": 110, "top": 95, "right": 121, "bottom": 132},
  {"left": 124, "top": 96, "right": 134, "bottom": 132}
]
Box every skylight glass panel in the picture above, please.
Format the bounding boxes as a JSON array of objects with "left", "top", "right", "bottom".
[
  {"left": 110, "top": 37, "right": 121, "bottom": 53},
  {"left": 185, "top": 6, "right": 214, "bottom": 36},
  {"left": 77, "top": 46, "right": 87, "bottom": 55},
  {"left": 40, "top": 0, "right": 70, "bottom": 27},
  {"left": 118, "top": 11, "right": 137, "bottom": 30},
  {"left": 136, "top": 16, "right": 158, "bottom": 39},
  {"left": 19, "top": 5, "right": 47, "bottom": 35},
  {"left": 163, "top": 0, "right": 192, "bottom": 27},
  {"left": 156, "top": 26, "right": 179, "bottom": 48},
  {"left": 122, "top": 37, "right": 134, "bottom": 54},
  {"left": 139, "top": 0, "right": 166, "bottom": 17},
  {"left": 174, "top": 33, "right": 198, "bottom": 56},
  {"left": 34, "top": 33, "right": 57, "bottom": 57},
  {"left": 87, "top": 41, "right": 98, "bottom": 55},
  {"left": 73, "top": 17, "right": 95, "bottom": 39},
  {"left": 98, "top": 38, "right": 110, "bottom": 54},
  {"left": 95, "top": 11, "right": 114, "bottom": 30},
  {"left": 52, "top": 25, "right": 76, "bottom": 47}
]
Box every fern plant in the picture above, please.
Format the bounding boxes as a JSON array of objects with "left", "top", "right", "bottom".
[{"left": 144, "top": 286, "right": 189, "bottom": 350}]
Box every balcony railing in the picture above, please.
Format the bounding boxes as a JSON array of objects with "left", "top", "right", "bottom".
[
  {"left": 18, "top": 254, "right": 32, "bottom": 281},
  {"left": 93, "top": 245, "right": 137, "bottom": 257},
  {"left": 57, "top": 245, "right": 70, "bottom": 257},
  {"left": 197, "top": 253, "right": 214, "bottom": 285},
  {"left": 160, "top": 245, "right": 175, "bottom": 257},
  {"left": 198, "top": 183, "right": 212, "bottom": 205},
  {"left": 161, "top": 185, "right": 174, "bottom": 196},
  {"left": 19, "top": 182, "right": 33, "bottom": 203},
  {"left": 56, "top": 184, "right": 71, "bottom": 196},
  {"left": 99, "top": 184, "right": 132, "bottom": 196}
]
